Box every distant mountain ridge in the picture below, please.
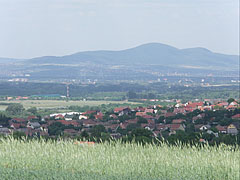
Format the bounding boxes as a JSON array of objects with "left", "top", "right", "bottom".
[{"left": 0, "top": 43, "right": 239, "bottom": 69}]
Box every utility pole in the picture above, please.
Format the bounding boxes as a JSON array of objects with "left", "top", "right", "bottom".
[
  {"left": 67, "top": 84, "right": 70, "bottom": 98},
  {"left": 63, "top": 83, "right": 70, "bottom": 102}
]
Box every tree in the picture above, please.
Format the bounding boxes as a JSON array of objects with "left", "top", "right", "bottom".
[
  {"left": 48, "top": 122, "right": 65, "bottom": 136},
  {"left": 156, "top": 116, "right": 165, "bottom": 124},
  {"left": 137, "top": 117, "right": 148, "bottom": 124},
  {"left": 147, "top": 93, "right": 155, "bottom": 99},
  {"left": 91, "top": 125, "right": 106, "bottom": 137},
  {"left": 0, "top": 114, "right": 11, "bottom": 127},
  {"left": 6, "top": 103, "right": 24, "bottom": 115},
  {"left": 27, "top": 107, "right": 37, "bottom": 115},
  {"left": 131, "top": 128, "right": 153, "bottom": 138},
  {"left": 12, "top": 131, "right": 26, "bottom": 139},
  {"left": 126, "top": 123, "right": 140, "bottom": 131},
  {"left": 130, "top": 128, "right": 153, "bottom": 144},
  {"left": 127, "top": 91, "right": 137, "bottom": 99},
  {"left": 81, "top": 130, "right": 89, "bottom": 138},
  {"left": 227, "top": 98, "right": 235, "bottom": 104}
]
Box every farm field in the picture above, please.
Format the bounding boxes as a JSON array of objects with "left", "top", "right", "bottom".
[
  {"left": 0, "top": 100, "right": 139, "bottom": 111},
  {"left": 0, "top": 139, "right": 239, "bottom": 180}
]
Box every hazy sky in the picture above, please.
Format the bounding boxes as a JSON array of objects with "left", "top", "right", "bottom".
[{"left": 0, "top": 0, "right": 239, "bottom": 58}]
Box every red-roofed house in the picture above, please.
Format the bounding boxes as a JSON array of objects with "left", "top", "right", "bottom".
[
  {"left": 56, "top": 120, "right": 79, "bottom": 127},
  {"left": 27, "top": 116, "right": 38, "bottom": 121},
  {"left": 172, "top": 119, "right": 186, "bottom": 124},
  {"left": 164, "top": 112, "right": 176, "bottom": 118},
  {"left": 232, "top": 114, "right": 240, "bottom": 120},
  {"left": 104, "top": 124, "right": 119, "bottom": 132},
  {"left": 136, "top": 112, "right": 146, "bottom": 117},
  {"left": 109, "top": 114, "right": 118, "bottom": 119},
  {"left": 114, "top": 107, "right": 131, "bottom": 116},
  {"left": 82, "top": 110, "right": 97, "bottom": 115},
  {"left": 10, "top": 123, "right": 26, "bottom": 129},
  {"left": 144, "top": 109, "right": 154, "bottom": 114},
  {"left": 167, "top": 124, "right": 185, "bottom": 132},
  {"left": 142, "top": 115, "right": 155, "bottom": 120},
  {"left": 55, "top": 114, "right": 65, "bottom": 120},
  {"left": 217, "top": 102, "right": 228, "bottom": 108},
  {"left": 81, "top": 119, "right": 97, "bottom": 128},
  {"left": 127, "top": 119, "right": 138, "bottom": 124},
  {"left": 216, "top": 125, "right": 227, "bottom": 133},
  {"left": 95, "top": 112, "right": 103, "bottom": 120},
  {"left": 156, "top": 124, "right": 167, "bottom": 131},
  {"left": 185, "top": 102, "right": 204, "bottom": 109},
  {"left": 11, "top": 118, "right": 26, "bottom": 123}
]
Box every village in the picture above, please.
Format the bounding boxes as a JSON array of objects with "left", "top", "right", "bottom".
[{"left": 0, "top": 98, "right": 239, "bottom": 144}]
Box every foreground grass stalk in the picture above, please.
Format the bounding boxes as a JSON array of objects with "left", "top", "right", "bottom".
[{"left": 0, "top": 138, "right": 239, "bottom": 180}]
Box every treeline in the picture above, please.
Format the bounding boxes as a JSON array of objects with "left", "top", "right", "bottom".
[{"left": 0, "top": 82, "right": 238, "bottom": 100}]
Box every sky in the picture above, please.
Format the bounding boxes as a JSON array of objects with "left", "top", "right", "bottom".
[{"left": 0, "top": 0, "right": 239, "bottom": 59}]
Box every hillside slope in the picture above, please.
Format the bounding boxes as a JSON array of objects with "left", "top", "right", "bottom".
[{"left": 25, "top": 43, "right": 238, "bottom": 68}]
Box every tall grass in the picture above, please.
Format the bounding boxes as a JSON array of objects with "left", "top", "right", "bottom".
[{"left": 0, "top": 138, "right": 239, "bottom": 180}]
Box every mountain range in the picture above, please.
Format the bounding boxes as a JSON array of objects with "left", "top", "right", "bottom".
[
  {"left": 0, "top": 43, "right": 239, "bottom": 81},
  {"left": 26, "top": 43, "right": 239, "bottom": 68},
  {"left": 1, "top": 43, "right": 238, "bottom": 68}
]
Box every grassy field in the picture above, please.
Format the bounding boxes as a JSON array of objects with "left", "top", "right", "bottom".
[
  {"left": 0, "top": 100, "right": 139, "bottom": 111},
  {"left": 0, "top": 139, "right": 239, "bottom": 180}
]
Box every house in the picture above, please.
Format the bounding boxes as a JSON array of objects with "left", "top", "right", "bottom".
[
  {"left": 167, "top": 124, "right": 185, "bottom": 133},
  {"left": 227, "top": 124, "right": 238, "bottom": 135},
  {"left": 55, "top": 114, "right": 65, "bottom": 120},
  {"left": 217, "top": 102, "right": 228, "bottom": 108},
  {"left": 109, "top": 114, "right": 118, "bottom": 119},
  {"left": 10, "top": 123, "right": 26, "bottom": 129},
  {"left": 114, "top": 107, "right": 131, "bottom": 116},
  {"left": 57, "top": 120, "right": 80, "bottom": 127},
  {"left": 27, "top": 122, "right": 41, "bottom": 129},
  {"left": 79, "top": 115, "right": 88, "bottom": 120},
  {"left": 127, "top": 119, "right": 138, "bottom": 124},
  {"left": 104, "top": 124, "right": 119, "bottom": 133},
  {"left": 232, "top": 114, "right": 240, "bottom": 120},
  {"left": 65, "top": 114, "right": 74, "bottom": 121},
  {"left": 95, "top": 112, "right": 103, "bottom": 120},
  {"left": 27, "top": 116, "right": 38, "bottom": 121},
  {"left": 119, "top": 122, "right": 128, "bottom": 129},
  {"left": 40, "top": 124, "right": 48, "bottom": 133},
  {"left": 216, "top": 125, "right": 227, "bottom": 134},
  {"left": 11, "top": 118, "right": 26, "bottom": 123},
  {"left": 229, "top": 101, "right": 238, "bottom": 106},
  {"left": 136, "top": 112, "right": 146, "bottom": 117},
  {"left": 144, "top": 109, "right": 154, "bottom": 114},
  {"left": 142, "top": 115, "right": 155, "bottom": 120},
  {"left": 82, "top": 110, "right": 97, "bottom": 115},
  {"left": 185, "top": 102, "right": 204, "bottom": 109},
  {"left": 156, "top": 124, "right": 167, "bottom": 131},
  {"left": 164, "top": 112, "right": 176, "bottom": 118},
  {"left": 81, "top": 119, "right": 97, "bottom": 128},
  {"left": 153, "top": 131, "right": 160, "bottom": 137},
  {"left": 227, "top": 105, "right": 237, "bottom": 110},
  {"left": 206, "top": 130, "right": 218, "bottom": 137},
  {"left": 194, "top": 124, "right": 211, "bottom": 131},
  {"left": 172, "top": 119, "right": 186, "bottom": 124},
  {"left": 134, "top": 107, "right": 146, "bottom": 112},
  {"left": 173, "top": 108, "right": 186, "bottom": 114},
  {"left": 141, "top": 123, "right": 155, "bottom": 131},
  {"left": 0, "top": 128, "right": 11, "bottom": 135}
]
